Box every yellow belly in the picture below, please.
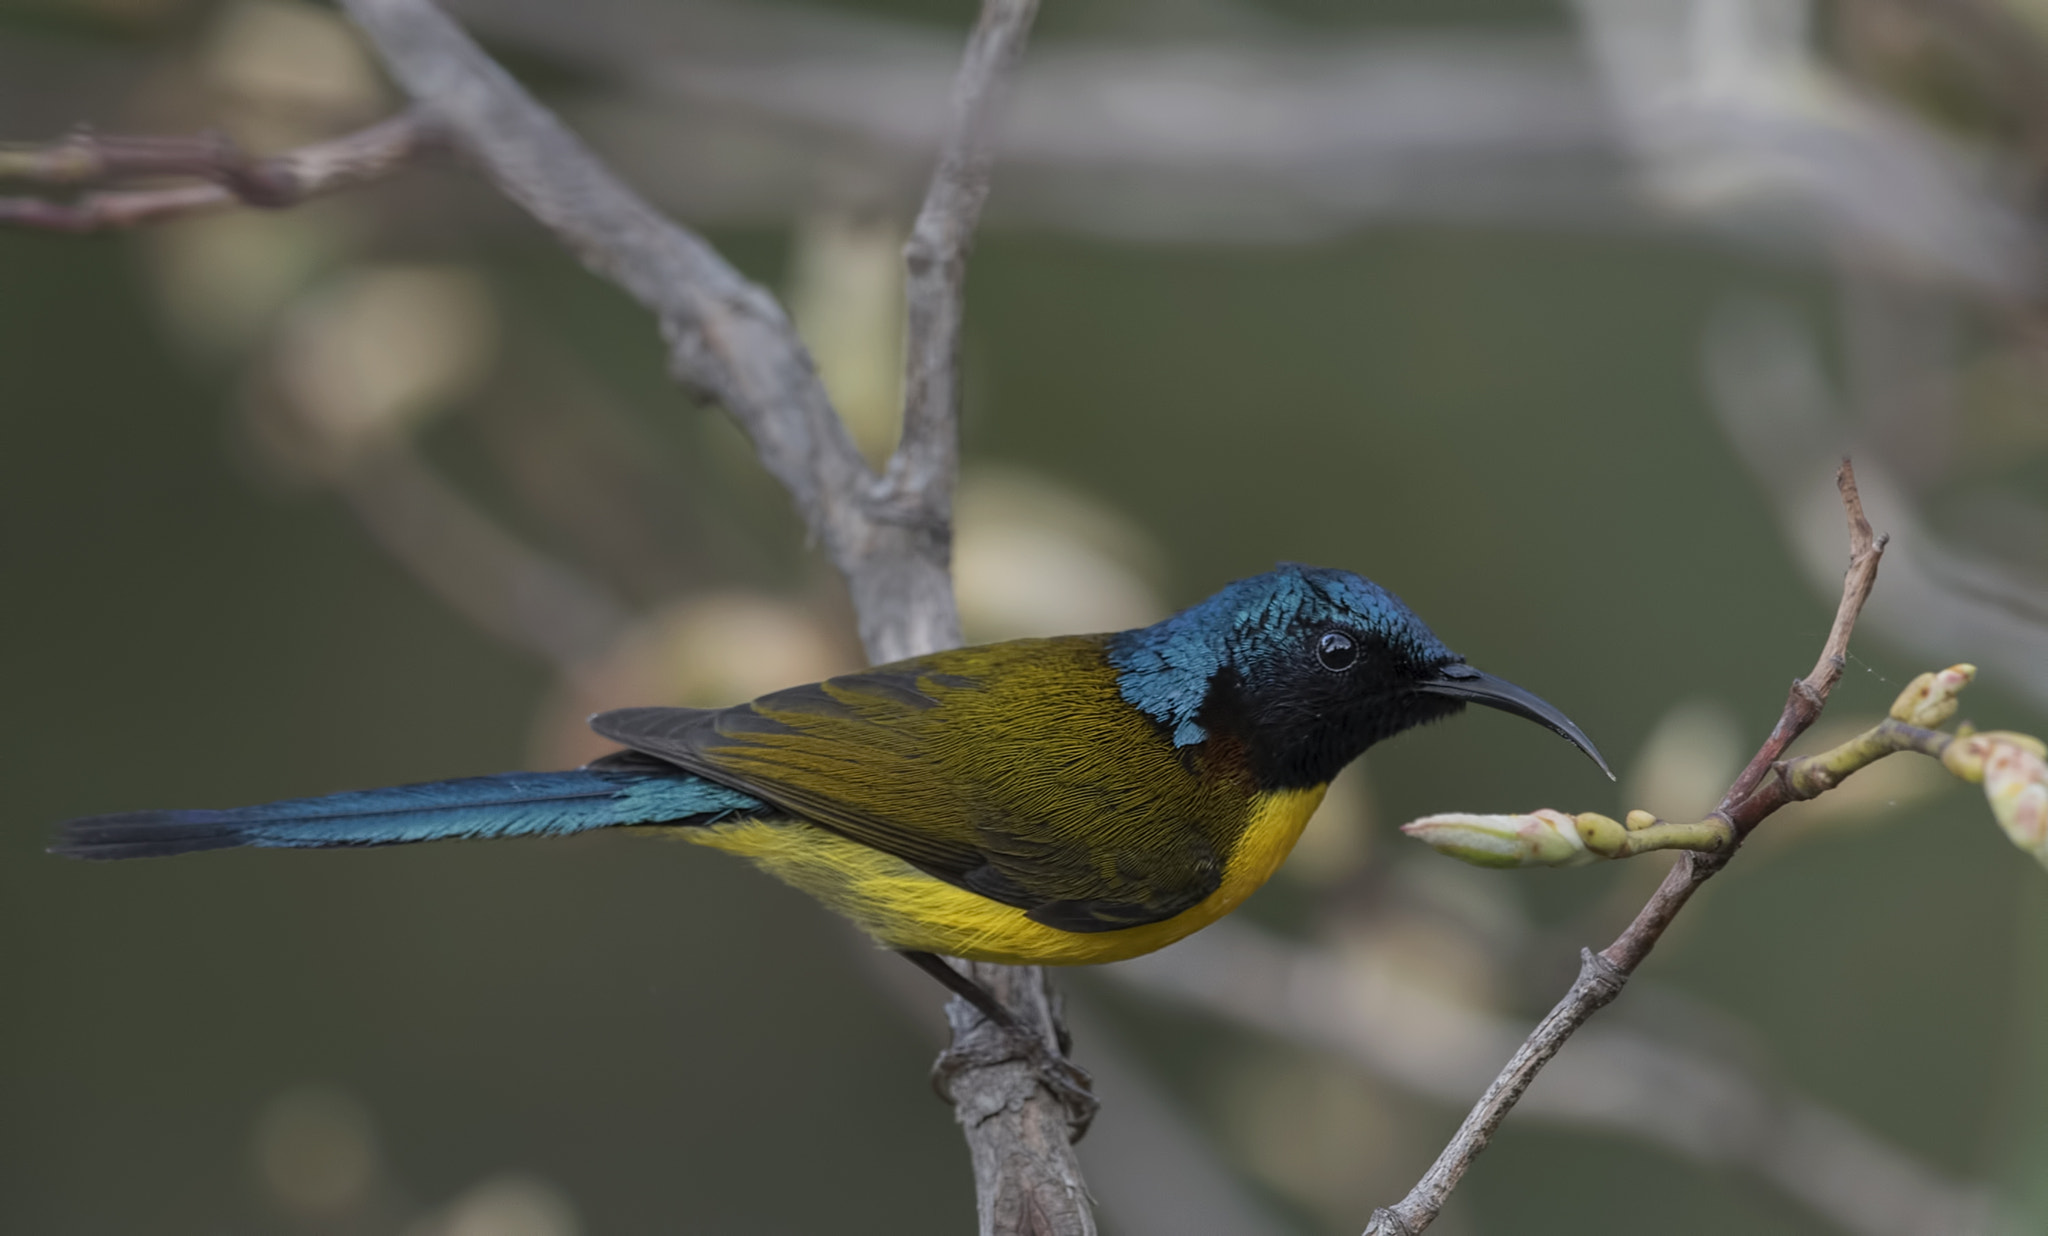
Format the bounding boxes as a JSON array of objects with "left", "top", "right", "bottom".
[{"left": 669, "top": 785, "right": 1328, "bottom": 965}]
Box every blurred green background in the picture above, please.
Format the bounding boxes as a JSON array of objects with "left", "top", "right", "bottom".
[{"left": 6, "top": 1, "right": 2048, "bottom": 1233}]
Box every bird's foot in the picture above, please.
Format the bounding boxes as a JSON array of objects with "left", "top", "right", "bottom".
[
  {"left": 932, "top": 1022, "right": 1099, "bottom": 1140},
  {"left": 897, "top": 950, "right": 1098, "bottom": 1138}
]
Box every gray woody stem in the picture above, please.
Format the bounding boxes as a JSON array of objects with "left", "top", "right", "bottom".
[
  {"left": 1364, "top": 951, "right": 1627, "bottom": 1236},
  {"left": 331, "top": 2, "right": 1080, "bottom": 1234},
  {"left": 888, "top": 4, "right": 1097, "bottom": 1234},
  {"left": 1366, "top": 460, "right": 1887, "bottom": 1236},
  {"left": 890, "top": 0, "right": 1037, "bottom": 524},
  {"left": 335, "top": 0, "right": 953, "bottom": 663}
]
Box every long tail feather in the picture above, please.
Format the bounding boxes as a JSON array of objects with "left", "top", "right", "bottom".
[{"left": 51, "top": 753, "right": 764, "bottom": 860}]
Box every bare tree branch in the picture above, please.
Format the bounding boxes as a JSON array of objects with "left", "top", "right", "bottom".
[
  {"left": 1603, "top": 462, "right": 1886, "bottom": 969},
  {"left": 333, "top": 0, "right": 973, "bottom": 665},
  {"left": 869, "top": 5, "right": 1107, "bottom": 1234},
  {"left": 0, "top": 111, "right": 437, "bottom": 232},
  {"left": 1707, "top": 289, "right": 2048, "bottom": 723},
  {"left": 889, "top": 0, "right": 1031, "bottom": 525},
  {"left": 1117, "top": 920, "right": 2003, "bottom": 1236},
  {"left": 940, "top": 964, "right": 1096, "bottom": 1236},
  {"left": 1365, "top": 459, "right": 1889, "bottom": 1236},
  {"left": 853, "top": 942, "right": 1294, "bottom": 1236},
  {"left": 326, "top": 2, "right": 1078, "bottom": 1233}
]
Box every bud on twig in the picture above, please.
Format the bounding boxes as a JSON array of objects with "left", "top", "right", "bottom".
[
  {"left": 1888, "top": 664, "right": 1976, "bottom": 727},
  {"left": 1980, "top": 739, "right": 2048, "bottom": 869},
  {"left": 1938, "top": 730, "right": 2046, "bottom": 782},
  {"left": 1402, "top": 661, "right": 2048, "bottom": 881},
  {"left": 1401, "top": 810, "right": 1599, "bottom": 868},
  {"left": 1402, "top": 806, "right": 1738, "bottom": 866}
]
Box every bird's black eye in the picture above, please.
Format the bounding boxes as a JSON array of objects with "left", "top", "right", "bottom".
[{"left": 1316, "top": 630, "right": 1357, "bottom": 672}]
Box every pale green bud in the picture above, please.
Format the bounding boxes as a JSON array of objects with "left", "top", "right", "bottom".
[
  {"left": 1573, "top": 812, "right": 1630, "bottom": 858},
  {"left": 1401, "top": 809, "right": 1598, "bottom": 869},
  {"left": 1889, "top": 664, "right": 1976, "bottom": 727},
  {"left": 1942, "top": 730, "right": 2047, "bottom": 783},
  {"left": 1983, "top": 739, "right": 2048, "bottom": 869}
]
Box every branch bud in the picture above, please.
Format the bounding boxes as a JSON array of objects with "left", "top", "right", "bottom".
[
  {"left": 1573, "top": 812, "right": 1630, "bottom": 856},
  {"left": 1941, "top": 730, "right": 2047, "bottom": 783},
  {"left": 1888, "top": 664, "right": 1976, "bottom": 727},
  {"left": 1983, "top": 739, "right": 2048, "bottom": 868},
  {"left": 1401, "top": 810, "right": 1598, "bottom": 869}
]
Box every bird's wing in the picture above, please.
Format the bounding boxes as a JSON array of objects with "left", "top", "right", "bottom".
[{"left": 589, "top": 637, "right": 1248, "bottom": 932}]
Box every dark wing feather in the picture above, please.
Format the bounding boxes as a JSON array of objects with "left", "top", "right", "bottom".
[
  {"left": 589, "top": 637, "right": 1251, "bottom": 931},
  {"left": 593, "top": 687, "right": 987, "bottom": 877}
]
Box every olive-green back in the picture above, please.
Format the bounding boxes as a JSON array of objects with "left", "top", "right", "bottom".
[{"left": 591, "top": 636, "right": 1260, "bottom": 932}]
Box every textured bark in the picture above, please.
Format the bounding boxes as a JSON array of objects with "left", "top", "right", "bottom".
[{"left": 330, "top": 2, "right": 1086, "bottom": 1232}]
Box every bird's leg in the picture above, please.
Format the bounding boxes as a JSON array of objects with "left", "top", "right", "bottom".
[
  {"left": 899, "top": 948, "right": 1022, "bottom": 1028},
  {"left": 897, "top": 950, "right": 1098, "bottom": 1138}
]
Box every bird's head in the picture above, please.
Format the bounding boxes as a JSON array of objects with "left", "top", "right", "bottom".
[{"left": 1107, "top": 564, "right": 1610, "bottom": 790}]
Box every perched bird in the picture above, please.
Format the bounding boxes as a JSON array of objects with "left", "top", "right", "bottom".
[{"left": 54, "top": 564, "right": 1606, "bottom": 1029}]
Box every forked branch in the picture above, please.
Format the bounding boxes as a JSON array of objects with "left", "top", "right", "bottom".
[
  {"left": 320, "top": 2, "right": 1074, "bottom": 1233},
  {"left": 1367, "top": 459, "right": 1888, "bottom": 1236}
]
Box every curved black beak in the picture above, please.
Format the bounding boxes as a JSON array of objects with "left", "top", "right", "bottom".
[{"left": 1418, "top": 663, "right": 1614, "bottom": 780}]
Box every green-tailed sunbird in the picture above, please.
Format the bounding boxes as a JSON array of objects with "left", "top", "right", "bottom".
[{"left": 54, "top": 564, "right": 1607, "bottom": 1022}]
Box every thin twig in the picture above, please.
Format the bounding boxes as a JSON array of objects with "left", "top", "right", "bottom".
[
  {"left": 878, "top": 5, "right": 1103, "bottom": 1235},
  {"left": 0, "top": 111, "right": 438, "bottom": 232},
  {"left": 329, "top": 2, "right": 1074, "bottom": 1233},
  {"left": 1719, "top": 463, "right": 1887, "bottom": 820},
  {"left": 1366, "top": 458, "right": 1888, "bottom": 1236},
  {"left": 888, "top": 0, "right": 1034, "bottom": 517},
  {"left": 335, "top": 0, "right": 968, "bottom": 664},
  {"left": 1116, "top": 919, "right": 2003, "bottom": 1236}
]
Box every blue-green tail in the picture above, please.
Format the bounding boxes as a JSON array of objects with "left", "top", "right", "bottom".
[{"left": 51, "top": 754, "right": 765, "bottom": 860}]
